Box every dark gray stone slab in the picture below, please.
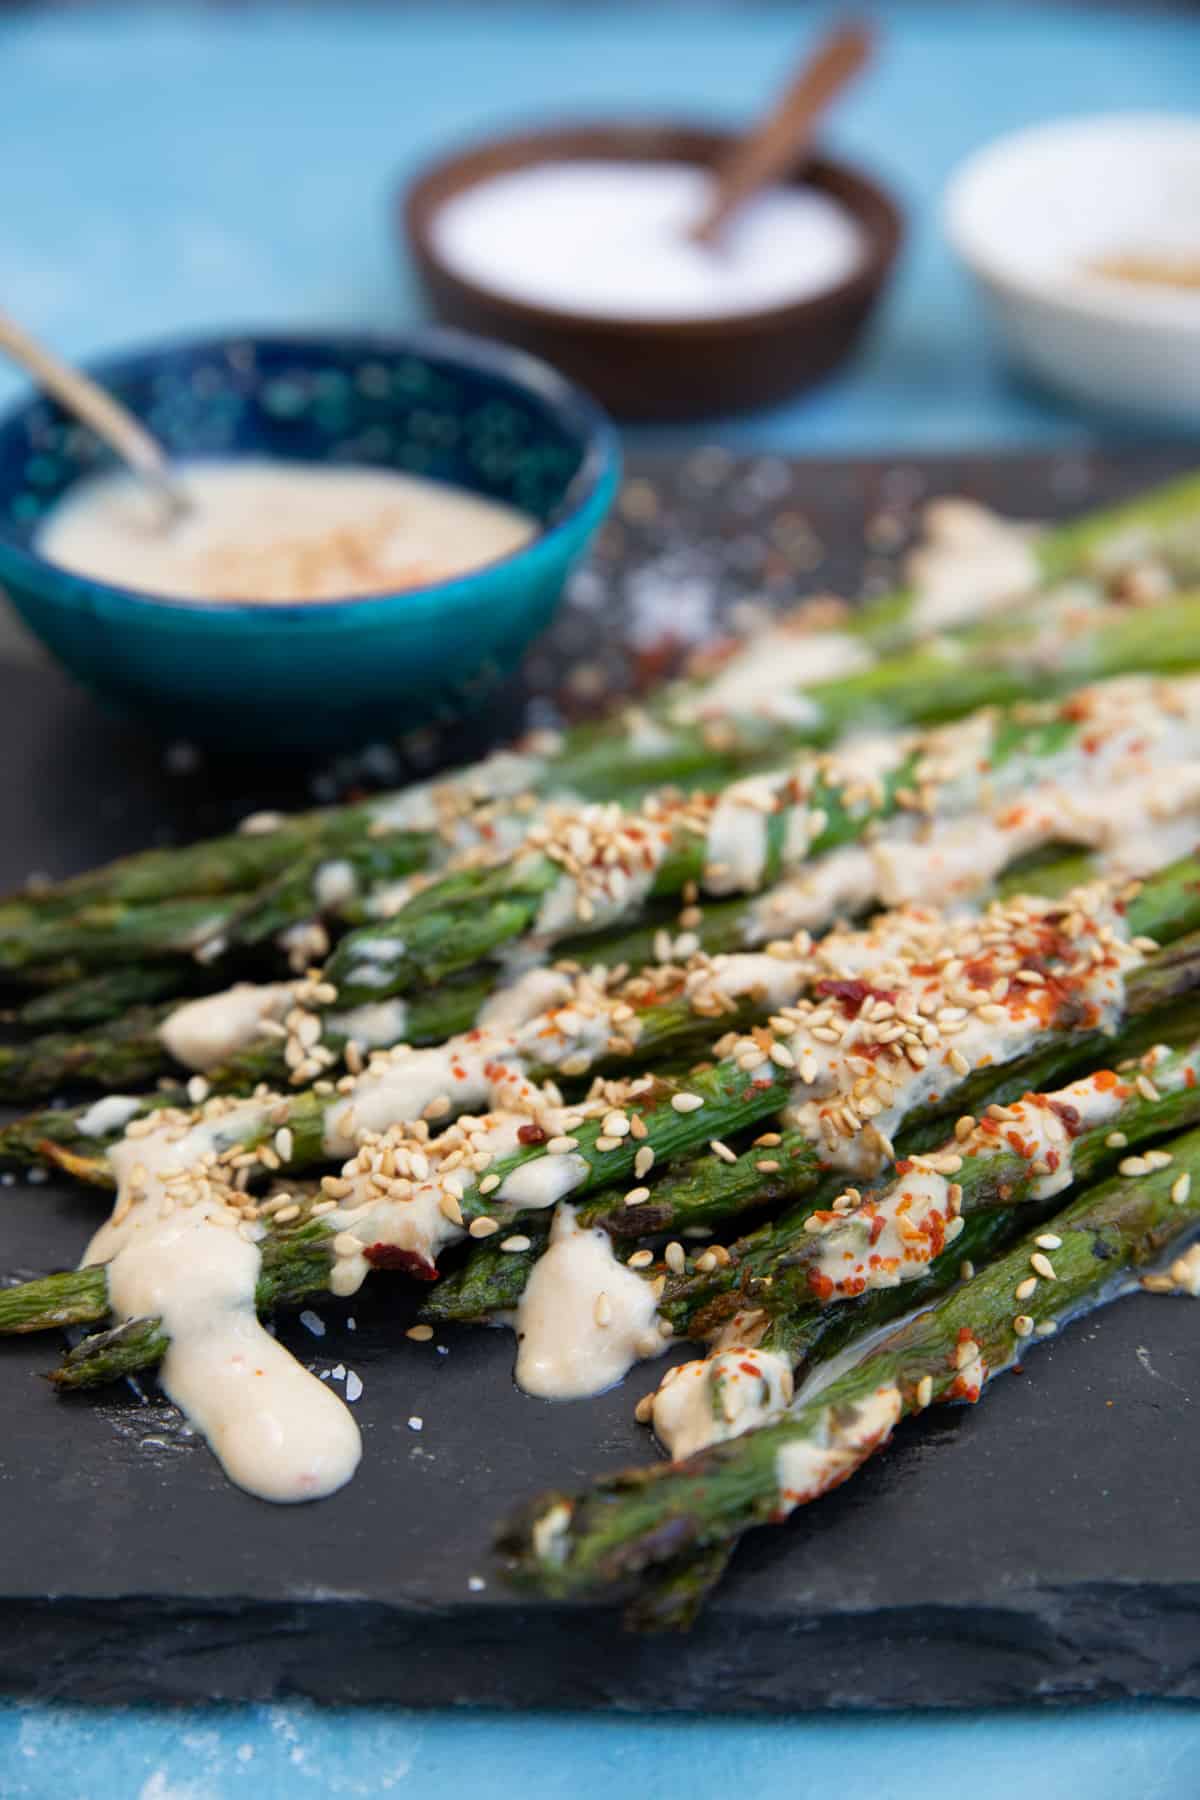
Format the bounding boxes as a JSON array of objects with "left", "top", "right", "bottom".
[{"left": 1, "top": 449, "right": 1198, "bottom": 1713}]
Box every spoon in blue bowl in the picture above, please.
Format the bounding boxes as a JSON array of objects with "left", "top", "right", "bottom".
[{"left": 0, "top": 310, "right": 189, "bottom": 525}]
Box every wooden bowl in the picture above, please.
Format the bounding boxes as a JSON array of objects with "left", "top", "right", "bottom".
[{"left": 401, "top": 121, "right": 903, "bottom": 423}]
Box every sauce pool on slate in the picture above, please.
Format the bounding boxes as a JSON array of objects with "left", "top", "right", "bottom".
[{"left": 36, "top": 460, "right": 537, "bottom": 603}]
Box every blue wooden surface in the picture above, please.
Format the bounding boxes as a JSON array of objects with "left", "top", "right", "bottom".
[{"left": 1, "top": 4, "right": 1199, "bottom": 1794}]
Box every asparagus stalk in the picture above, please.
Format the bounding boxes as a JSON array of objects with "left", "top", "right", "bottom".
[
  {"left": 8, "top": 965, "right": 214, "bottom": 1029},
  {"left": 498, "top": 1128, "right": 1200, "bottom": 1601}
]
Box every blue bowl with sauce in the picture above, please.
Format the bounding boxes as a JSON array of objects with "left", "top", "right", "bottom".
[{"left": 0, "top": 329, "right": 620, "bottom": 751}]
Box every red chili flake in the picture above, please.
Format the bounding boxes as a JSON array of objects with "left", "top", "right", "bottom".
[
  {"left": 1046, "top": 1149, "right": 1061, "bottom": 1172},
  {"left": 738, "top": 1361, "right": 762, "bottom": 1378},
  {"left": 1188, "top": 1069, "right": 1198, "bottom": 1090},
  {"left": 813, "top": 978, "right": 895, "bottom": 1018},
  {"left": 366, "top": 1243, "right": 438, "bottom": 1281},
  {"left": 1049, "top": 1100, "right": 1083, "bottom": 1134},
  {"left": 517, "top": 1122, "right": 548, "bottom": 1146},
  {"left": 868, "top": 1215, "right": 886, "bottom": 1245},
  {"left": 807, "top": 1269, "right": 834, "bottom": 1301}
]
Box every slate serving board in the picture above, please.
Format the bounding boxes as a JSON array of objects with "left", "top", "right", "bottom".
[{"left": 2, "top": 449, "right": 1200, "bottom": 1715}]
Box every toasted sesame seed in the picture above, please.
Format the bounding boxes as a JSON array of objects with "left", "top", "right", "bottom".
[
  {"left": 634, "top": 1145, "right": 655, "bottom": 1180},
  {"left": 1145, "top": 1149, "right": 1174, "bottom": 1171},
  {"left": 634, "top": 1394, "right": 655, "bottom": 1425},
  {"left": 1036, "top": 1233, "right": 1062, "bottom": 1250},
  {"left": 710, "top": 1139, "right": 738, "bottom": 1164},
  {"left": 1030, "top": 1251, "right": 1057, "bottom": 1281},
  {"left": 272, "top": 1204, "right": 300, "bottom": 1224},
  {"left": 671, "top": 1092, "right": 705, "bottom": 1113},
  {"left": 756, "top": 1159, "right": 781, "bottom": 1173},
  {"left": 594, "top": 1293, "right": 613, "bottom": 1327},
  {"left": 1037, "top": 1320, "right": 1058, "bottom": 1337},
  {"left": 1173, "top": 1172, "right": 1192, "bottom": 1206},
  {"left": 1106, "top": 1131, "right": 1128, "bottom": 1148},
  {"left": 406, "top": 1324, "right": 434, "bottom": 1343},
  {"left": 664, "top": 1241, "right": 686, "bottom": 1274},
  {"left": 332, "top": 1232, "right": 362, "bottom": 1258},
  {"left": 469, "top": 1216, "right": 500, "bottom": 1238},
  {"left": 916, "top": 1375, "right": 934, "bottom": 1409},
  {"left": 500, "top": 1235, "right": 531, "bottom": 1253},
  {"left": 624, "top": 1186, "right": 650, "bottom": 1208},
  {"left": 439, "top": 1193, "right": 464, "bottom": 1226},
  {"left": 628, "top": 1249, "right": 654, "bottom": 1269},
  {"left": 960, "top": 1259, "right": 975, "bottom": 1280},
  {"left": 1013, "top": 1314, "right": 1034, "bottom": 1338},
  {"left": 1119, "top": 1155, "right": 1151, "bottom": 1177},
  {"left": 1136, "top": 1073, "right": 1161, "bottom": 1103},
  {"left": 478, "top": 1174, "right": 501, "bottom": 1195},
  {"left": 1015, "top": 1276, "right": 1038, "bottom": 1301},
  {"left": 754, "top": 1132, "right": 782, "bottom": 1148}
]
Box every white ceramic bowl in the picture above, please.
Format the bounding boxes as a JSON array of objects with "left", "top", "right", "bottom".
[{"left": 944, "top": 114, "right": 1200, "bottom": 425}]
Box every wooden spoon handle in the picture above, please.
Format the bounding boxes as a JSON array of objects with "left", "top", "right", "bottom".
[
  {"left": 691, "top": 21, "right": 874, "bottom": 247},
  {"left": 0, "top": 311, "right": 184, "bottom": 510}
]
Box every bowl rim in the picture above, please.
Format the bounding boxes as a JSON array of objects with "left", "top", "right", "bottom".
[
  {"left": 0, "top": 325, "right": 622, "bottom": 617},
  {"left": 943, "top": 111, "right": 1200, "bottom": 336},
  {"left": 401, "top": 117, "right": 904, "bottom": 341}
]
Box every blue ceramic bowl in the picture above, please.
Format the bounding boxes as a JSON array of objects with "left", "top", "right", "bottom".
[{"left": 0, "top": 330, "right": 620, "bottom": 750}]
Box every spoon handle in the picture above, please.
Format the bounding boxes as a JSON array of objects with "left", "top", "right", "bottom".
[
  {"left": 691, "top": 21, "right": 874, "bottom": 247},
  {"left": 0, "top": 311, "right": 185, "bottom": 512}
]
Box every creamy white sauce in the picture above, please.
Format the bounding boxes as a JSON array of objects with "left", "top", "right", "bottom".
[
  {"left": 159, "top": 982, "right": 296, "bottom": 1073},
  {"left": 313, "top": 859, "right": 358, "bottom": 911},
  {"left": 513, "top": 1205, "right": 663, "bottom": 1399},
  {"left": 906, "top": 499, "right": 1041, "bottom": 636},
  {"left": 326, "top": 1109, "right": 533, "bottom": 1292},
  {"left": 475, "top": 968, "right": 576, "bottom": 1034},
  {"left": 369, "top": 750, "right": 548, "bottom": 835},
  {"left": 322, "top": 969, "right": 622, "bottom": 1158},
  {"left": 77, "top": 1093, "right": 144, "bottom": 1138},
  {"left": 704, "top": 774, "right": 780, "bottom": 894},
  {"left": 652, "top": 1346, "right": 794, "bottom": 1460},
  {"left": 325, "top": 997, "right": 410, "bottom": 1049},
  {"left": 498, "top": 1150, "right": 590, "bottom": 1211},
  {"left": 672, "top": 625, "right": 871, "bottom": 724},
  {"left": 87, "top": 1121, "right": 359, "bottom": 1503},
  {"left": 38, "top": 461, "right": 536, "bottom": 602},
  {"left": 684, "top": 952, "right": 811, "bottom": 1014},
  {"left": 774, "top": 1384, "right": 903, "bottom": 1516},
  {"left": 533, "top": 863, "right": 657, "bottom": 940},
  {"left": 743, "top": 845, "right": 879, "bottom": 942},
  {"left": 365, "top": 878, "right": 419, "bottom": 920}
]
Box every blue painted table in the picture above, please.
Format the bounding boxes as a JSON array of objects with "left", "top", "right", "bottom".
[{"left": 2, "top": 5, "right": 1199, "bottom": 1794}]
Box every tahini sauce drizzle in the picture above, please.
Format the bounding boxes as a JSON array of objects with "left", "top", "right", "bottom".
[
  {"left": 38, "top": 460, "right": 535, "bottom": 603},
  {"left": 85, "top": 1122, "right": 360, "bottom": 1502}
]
